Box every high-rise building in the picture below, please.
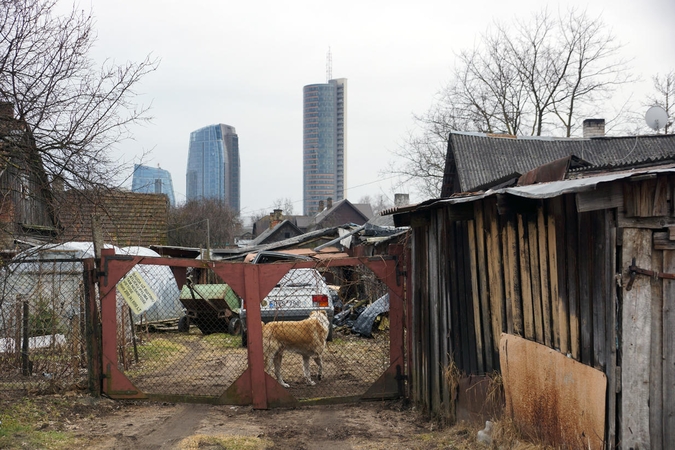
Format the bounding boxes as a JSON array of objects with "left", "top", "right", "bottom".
[
  {"left": 131, "top": 164, "right": 176, "bottom": 206},
  {"left": 303, "top": 78, "right": 347, "bottom": 215},
  {"left": 186, "top": 124, "right": 240, "bottom": 212}
]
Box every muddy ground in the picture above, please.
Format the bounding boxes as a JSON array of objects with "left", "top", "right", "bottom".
[{"left": 0, "top": 391, "right": 489, "bottom": 449}]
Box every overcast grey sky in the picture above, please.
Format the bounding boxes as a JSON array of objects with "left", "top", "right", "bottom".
[{"left": 89, "top": 0, "right": 674, "bottom": 218}]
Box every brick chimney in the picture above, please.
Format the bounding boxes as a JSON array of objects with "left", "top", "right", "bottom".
[
  {"left": 269, "top": 209, "right": 283, "bottom": 229},
  {"left": 583, "top": 119, "right": 605, "bottom": 138},
  {"left": 394, "top": 193, "right": 409, "bottom": 207},
  {"left": 326, "top": 197, "right": 333, "bottom": 209},
  {"left": 318, "top": 200, "right": 324, "bottom": 212}
]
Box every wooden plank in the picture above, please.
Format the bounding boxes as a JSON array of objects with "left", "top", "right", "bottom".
[
  {"left": 517, "top": 214, "right": 535, "bottom": 340},
  {"left": 428, "top": 213, "right": 441, "bottom": 414},
  {"left": 550, "top": 197, "right": 569, "bottom": 355},
  {"left": 620, "top": 228, "right": 652, "bottom": 450},
  {"left": 437, "top": 213, "right": 451, "bottom": 418},
  {"left": 500, "top": 334, "right": 606, "bottom": 450},
  {"left": 485, "top": 199, "right": 504, "bottom": 367},
  {"left": 653, "top": 175, "right": 669, "bottom": 216},
  {"left": 618, "top": 209, "right": 675, "bottom": 229},
  {"left": 467, "top": 220, "right": 485, "bottom": 374},
  {"left": 506, "top": 217, "right": 522, "bottom": 336},
  {"left": 475, "top": 203, "right": 493, "bottom": 372},
  {"left": 546, "top": 201, "right": 561, "bottom": 352},
  {"left": 653, "top": 231, "right": 675, "bottom": 249},
  {"left": 537, "top": 206, "right": 552, "bottom": 347},
  {"left": 446, "top": 215, "right": 463, "bottom": 373},
  {"left": 663, "top": 250, "right": 675, "bottom": 448},
  {"left": 605, "top": 225, "right": 618, "bottom": 449},
  {"left": 565, "top": 194, "right": 580, "bottom": 360},
  {"left": 669, "top": 226, "right": 675, "bottom": 240},
  {"left": 575, "top": 182, "right": 623, "bottom": 212},
  {"left": 649, "top": 246, "right": 663, "bottom": 450},
  {"left": 459, "top": 221, "right": 479, "bottom": 374},
  {"left": 591, "top": 211, "right": 606, "bottom": 370},
  {"left": 527, "top": 213, "right": 544, "bottom": 344},
  {"left": 501, "top": 215, "right": 514, "bottom": 335},
  {"left": 578, "top": 212, "right": 593, "bottom": 365}
]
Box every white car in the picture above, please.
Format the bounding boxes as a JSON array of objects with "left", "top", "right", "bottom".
[{"left": 239, "top": 268, "right": 335, "bottom": 346}]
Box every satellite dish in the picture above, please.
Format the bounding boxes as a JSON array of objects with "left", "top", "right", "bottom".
[{"left": 645, "top": 105, "right": 669, "bottom": 131}]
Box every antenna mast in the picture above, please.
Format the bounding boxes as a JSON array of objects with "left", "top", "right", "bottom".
[{"left": 326, "top": 47, "right": 332, "bottom": 82}]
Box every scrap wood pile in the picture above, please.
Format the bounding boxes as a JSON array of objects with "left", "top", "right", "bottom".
[{"left": 332, "top": 293, "right": 389, "bottom": 337}]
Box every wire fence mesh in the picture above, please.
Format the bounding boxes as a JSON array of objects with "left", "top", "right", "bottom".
[
  {"left": 0, "top": 258, "right": 89, "bottom": 393},
  {"left": 116, "top": 261, "right": 391, "bottom": 401},
  {"left": 0, "top": 255, "right": 394, "bottom": 402}
]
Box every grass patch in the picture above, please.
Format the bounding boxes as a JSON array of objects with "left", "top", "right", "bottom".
[
  {"left": 136, "top": 338, "right": 187, "bottom": 363},
  {"left": 202, "top": 333, "right": 242, "bottom": 349},
  {"left": 178, "top": 434, "right": 273, "bottom": 450},
  {"left": 0, "top": 397, "right": 84, "bottom": 449}
]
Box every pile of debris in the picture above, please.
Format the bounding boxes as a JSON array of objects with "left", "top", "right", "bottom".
[{"left": 332, "top": 293, "right": 389, "bottom": 337}]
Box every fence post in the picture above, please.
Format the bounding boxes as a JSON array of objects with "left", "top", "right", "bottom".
[
  {"left": 21, "top": 297, "right": 29, "bottom": 376},
  {"left": 84, "top": 259, "right": 102, "bottom": 397}
]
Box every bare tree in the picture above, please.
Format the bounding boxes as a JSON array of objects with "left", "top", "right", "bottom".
[
  {"left": 168, "top": 199, "right": 242, "bottom": 248},
  {"left": 358, "top": 194, "right": 392, "bottom": 215},
  {"left": 647, "top": 71, "right": 675, "bottom": 134},
  {"left": 271, "top": 197, "right": 295, "bottom": 215},
  {"left": 0, "top": 0, "right": 159, "bottom": 190},
  {"left": 389, "top": 8, "right": 632, "bottom": 196}
]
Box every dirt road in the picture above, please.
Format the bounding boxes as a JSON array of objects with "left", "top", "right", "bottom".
[{"left": 71, "top": 398, "right": 480, "bottom": 449}]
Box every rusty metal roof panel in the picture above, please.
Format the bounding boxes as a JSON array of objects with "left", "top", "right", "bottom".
[{"left": 388, "top": 164, "right": 675, "bottom": 217}]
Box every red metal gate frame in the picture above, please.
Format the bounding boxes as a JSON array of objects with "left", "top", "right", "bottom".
[{"left": 97, "top": 246, "right": 407, "bottom": 408}]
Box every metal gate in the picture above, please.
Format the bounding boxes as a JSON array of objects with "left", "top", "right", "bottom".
[{"left": 96, "top": 247, "right": 406, "bottom": 408}]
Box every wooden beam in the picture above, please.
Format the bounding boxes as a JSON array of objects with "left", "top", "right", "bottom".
[
  {"left": 517, "top": 214, "right": 535, "bottom": 341},
  {"left": 649, "top": 247, "right": 664, "bottom": 450},
  {"left": 663, "top": 250, "right": 675, "bottom": 448},
  {"left": 576, "top": 182, "right": 623, "bottom": 213},
  {"left": 537, "top": 207, "right": 552, "bottom": 347},
  {"left": 620, "top": 228, "right": 652, "bottom": 449},
  {"left": 475, "top": 203, "right": 493, "bottom": 372},
  {"left": 467, "top": 220, "right": 485, "bottom": 374}
]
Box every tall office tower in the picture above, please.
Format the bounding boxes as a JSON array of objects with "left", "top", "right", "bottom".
[
  {"left": 186, "top": 124, "right": 240, "bottom": 212},
  {"left": 302, "top": 78, "right": 347, "bottom": 215},
  {"left": 131, "top": 164, "right": 176, "bottom": 207}
]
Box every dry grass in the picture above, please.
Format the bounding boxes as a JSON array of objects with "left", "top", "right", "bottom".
[
  {"left": 178, "top": 434, "right": 273, "bottom": 450},
  {"left": 443, "top": 358, "right": 462, "bottom": 424}
]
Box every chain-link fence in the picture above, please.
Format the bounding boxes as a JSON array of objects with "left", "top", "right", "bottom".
[
  {"left": 0, "top": 258, "right": 89, "bottom": 392},
  {"left": 116, "top": 265, "right": 247, "bottom": 397},
  {"left": 114, "top": 260, "right": 391, "bottom": 401}
]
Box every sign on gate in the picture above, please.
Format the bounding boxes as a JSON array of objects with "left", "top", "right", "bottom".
[{"left": 118, "top": 271, "right": 159, "bottom": 314}]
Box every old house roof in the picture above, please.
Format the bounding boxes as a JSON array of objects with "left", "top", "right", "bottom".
[
  {"left": 58, "top": 189, "right": 169, "bottom": 246},
  {"left": 312, "top": 199, "right": 372, "bottom": 229},
  {"left": 249, "top": 219, "right": 303, "bottom": 246},
  {"left": 442, "top": 132, "right": 675, "bottom": 196}
]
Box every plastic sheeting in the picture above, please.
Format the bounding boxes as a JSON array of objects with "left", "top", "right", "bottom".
[{"left": 352, "top": 293, "right": 389, "bottom": 337}]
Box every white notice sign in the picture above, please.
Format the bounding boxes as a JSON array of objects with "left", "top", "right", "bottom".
[{"left": 117, "top": 271, "right": 159, "bottom": 315}]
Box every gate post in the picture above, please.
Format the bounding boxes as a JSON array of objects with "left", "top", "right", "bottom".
[
  {"left": 243, "top": 264, "right": 267, "bottom": 409},
  {"left": 84, "top": 258, "right": 102, "bottom": 397}
]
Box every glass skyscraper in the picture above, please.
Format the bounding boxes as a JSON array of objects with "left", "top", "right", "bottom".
[
  {"left": 186, "top": 124, "right": 240, "bottom": 212},
  {"left": 303, "top": 78, "right": 347, "bottom": 215},
  {"left": 131, "top": 164, "right": 176, "bottom": 206}
]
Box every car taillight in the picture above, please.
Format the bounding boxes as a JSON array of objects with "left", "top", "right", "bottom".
[{"left": 312, "top": 294, "right": 329, "bottom": 307}]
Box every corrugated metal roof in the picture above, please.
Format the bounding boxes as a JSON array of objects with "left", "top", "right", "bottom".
[
  {"left": 390, "top": 164, "right": 675, "bottom": 215},
  {"left": 444, "top": 132, "right": 675, "bottom": 194}
]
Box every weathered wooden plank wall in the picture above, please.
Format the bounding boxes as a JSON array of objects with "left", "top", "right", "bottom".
[
  {"left": 407, "top": 177, "right": 675, "bottom": 447},
  {"left": 408, "top": 193, "right": 618, "bottom": 441}
]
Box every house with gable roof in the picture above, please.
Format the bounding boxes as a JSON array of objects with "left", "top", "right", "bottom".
[{"left": 389, "top": 123, "right": 675, "bottom": 449}]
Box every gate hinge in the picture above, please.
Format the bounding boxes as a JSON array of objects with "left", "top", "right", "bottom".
[{"left": 626, "top": 257, "right": 675, "bottom": 291}]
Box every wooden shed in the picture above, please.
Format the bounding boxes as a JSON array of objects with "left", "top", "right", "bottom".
[{"left": 392, "top": 160, "right": 675, "bottom": 449}]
